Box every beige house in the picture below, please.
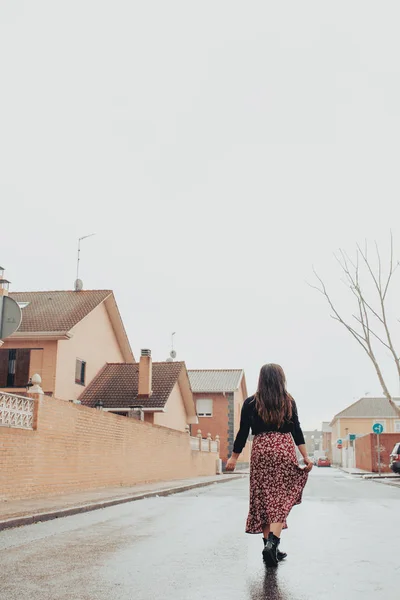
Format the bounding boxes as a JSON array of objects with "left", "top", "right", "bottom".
[
  {"left": 330, "top": 396, "right": 400, "bottom": 466},
  {"left": 0, "top": 289, "right": 133, "bottom": 400},
  {"left": 79, "top": 349, "right": 198, "bottom": 432}
]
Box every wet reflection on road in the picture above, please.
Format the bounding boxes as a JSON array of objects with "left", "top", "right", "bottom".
[{"left": 249, "top": 568, "right": 290, "bottom": 600}]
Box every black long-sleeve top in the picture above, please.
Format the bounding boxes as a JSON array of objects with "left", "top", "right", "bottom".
[{"left": 233, "top": 396, "right": 306, "bottom": 454}]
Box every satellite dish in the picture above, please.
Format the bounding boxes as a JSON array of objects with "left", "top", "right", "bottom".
[
  {"left": 74, "top": 279, "right": 83, "bottom": 291},
  {"left": 170, "top": 350, "right": 177, "bottom": 359},
  {"left": 0, "top": 296, "right": 22, "bottom": 339}
]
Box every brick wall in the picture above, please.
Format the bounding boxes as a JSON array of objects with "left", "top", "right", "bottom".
[
  {"left": 354, "top": 434, "right": 374, "bottom": 472},
  {"left": 355, "top": 433, "right": 400, "bottom": 472},
  {"left": 0, "top": 394, "right": 218, "bottom": 501}
]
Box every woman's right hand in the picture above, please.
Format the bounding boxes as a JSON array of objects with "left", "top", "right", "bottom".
[
  {"left": 303, "top": 456, "right": 313, "bottom": 472},
  {"left": 225, "top": 457, "right": 237, "bottom": 472}
]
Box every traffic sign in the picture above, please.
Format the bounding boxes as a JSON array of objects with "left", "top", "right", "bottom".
[
  {"left": 337, "top": 438, "right": 343, "bottom": 445},
  {"left": 0, "top": 296, "right": 22, "bottom": 339},
  {"left": 337, "top": 444, "right": 343, "bottom": 449},
  {"left": 372, "top": 423, "right": 384, "bottom": 435},
  {"left": 349, "top": 434, "right": 356, "bottom": 442}
]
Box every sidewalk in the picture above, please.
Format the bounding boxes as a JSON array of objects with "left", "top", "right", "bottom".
[
  {"left": 340, "top": 466, "right": 400, "bottom": 486},
  {"left": 340, "top": 467, "right": 399, "bottom": 478},
  {"left": 370, "top": 477, "right": 400, "bottom": 488},
  {"left": 340, "top": 467, "right": 373, "bottom": 476},
  {"left": 0, "top": 473, "right": 245, "bottom": 532}
]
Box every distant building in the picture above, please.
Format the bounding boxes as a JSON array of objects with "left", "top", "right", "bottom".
[
  {"left": 330, "top": 396, "right": 400, "bottom": 467},
  {"left": 188, "top": 369, "right": 250, "bottom": 466},
  {"left": 322, "top": 421, "right": 332, "bottom": 461},
  {"left": 303, "top": 430, "right": 323, "bottom": 456}
]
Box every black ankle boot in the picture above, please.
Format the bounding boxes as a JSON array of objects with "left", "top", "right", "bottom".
[
  {"left": 263, "top": 537, "right": 287, "bottom": 562},
  {"left": 262, "top": 533, "right": 279, "bottom": 567}
]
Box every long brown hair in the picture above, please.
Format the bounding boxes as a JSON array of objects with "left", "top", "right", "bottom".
[{"left": 254, "top": 364, "right": 292, "bottom": 427}]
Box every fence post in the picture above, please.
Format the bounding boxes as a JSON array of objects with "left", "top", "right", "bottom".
[
  {"left": 207, "top": 432, "right": 212, "bottom": 452},
  {"left": 27, "top": 374, "right": 44, "bottom": 430},
  {"left": 215, "top": 434, "right": 220, "bottom": 454},
  {"left": 197, "top": 429, "right": 202, "bottom": 451}
]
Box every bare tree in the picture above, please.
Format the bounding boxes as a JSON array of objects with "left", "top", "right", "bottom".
[{"left": 309, "top": 234, "right": 400, "bottom": 401}]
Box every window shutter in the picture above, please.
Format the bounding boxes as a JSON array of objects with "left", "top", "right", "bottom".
[
  {"left": 75, "top": 360, "right": 81, "bottom": 382},
  {"left": 75, "top": 359, "right": 86, "bottom": 385},
  {"left": 196, "top": 398, "right": 213, "bottom": 417},
  {"left": 14, "top": 349, "right": 31, "bottom": 387},
  {"left": 80, "top": 361, "right": 86, "bottom": 385},
  {"left": 0, "top": 350, "right": 8, "bottom": 387}
]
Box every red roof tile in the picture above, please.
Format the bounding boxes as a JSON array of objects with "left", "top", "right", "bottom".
[
  {"left": 9, "top": 290, "right": 112, "bottom": 333},
  {"left": 79, "top": 362, "right": 186, "bottom": 409}
]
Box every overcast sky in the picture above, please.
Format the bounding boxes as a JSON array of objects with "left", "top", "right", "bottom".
[{"left": 2, "top": 1, "right": 400, "bottom": 429}]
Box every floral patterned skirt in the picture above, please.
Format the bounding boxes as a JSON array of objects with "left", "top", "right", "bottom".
[{"left": 246, "top": 432, "right": 308, "bottom": 534}]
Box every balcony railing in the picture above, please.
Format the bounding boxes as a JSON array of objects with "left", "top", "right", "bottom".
[
  {"left": 190, "top": 430, "right": 219, "bottom": 453},
  {"left": 0, "top": 392, "right": 35, "bottom": 430}
]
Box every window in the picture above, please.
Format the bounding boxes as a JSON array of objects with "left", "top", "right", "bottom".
[
  {"left": 0, "top": 349, "right": 31, "bottom": 388},
  {"left": 75, "top": 359, "right": 86, "bottom": 385},
  {"left": 394, "top": 421, "right": 400, "bottom": 433},
  {"left": 196, "top": 398, "right": 213, "bottom": 417}
]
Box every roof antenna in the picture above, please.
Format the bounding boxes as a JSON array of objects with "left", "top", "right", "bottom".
[
  {"left": 166, "top": 332, "right": 177, "bottom": 362},
  {"left": 75, "top": 233, "right": 96, "bottom": 291}
]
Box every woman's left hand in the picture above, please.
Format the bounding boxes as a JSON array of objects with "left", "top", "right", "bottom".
[
  {"left": 303, "top": 457, "right": 313, "bottom": 472},
  {"left": 225, "top": 457, "right": 237, "bottom": 472}
]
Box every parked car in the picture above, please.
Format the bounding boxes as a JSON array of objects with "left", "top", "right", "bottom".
[
  {"left": 317, "top": 457, "right": 331, "bottom": 467},
  {"left": 313, "top": 451, "right": 326, "bottom": 465},
  {"left": 389, "top": 443, "right": 400, "bottom": 474}
]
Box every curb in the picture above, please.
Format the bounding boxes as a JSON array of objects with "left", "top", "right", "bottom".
[
  {"left": 339, "top": 469, "right": 371, "bottom": 477},
  {"left": 362, "top": 475, "right": 399, "bottom": 480},
  {"left": 339, "top": 468, "right": 400, "bottom": 479},
  {"left": 367, "top": 477, "right": 400, "bottom": 488},
  {"left": 0, "top": 475, "right": 244, "bottom": 532}
]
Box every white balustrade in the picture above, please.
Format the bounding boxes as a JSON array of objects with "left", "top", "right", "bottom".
[
  {"left": 190, "top": 436, "right": 200, "bottom": 450},
  {"left": 0, "top": 392, "right": 35, "bottom": 430},
  {"left": 190, "top": 433, "right": 219, "bottom": 454},
  {"left": 210, "top": 440, "right": 218, "bottom": 453}
]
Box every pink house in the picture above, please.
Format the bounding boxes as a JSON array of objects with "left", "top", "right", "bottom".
[{"left": 0, "top": 289, "right": 134, "bottom": 400}]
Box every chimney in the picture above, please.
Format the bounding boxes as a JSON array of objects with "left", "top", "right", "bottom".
[
  {"left": 0, "top": 267, "right": 10, "bottom": 297},
  {"left": 138, "top": 349, "right": 152, "bottom": 397}
]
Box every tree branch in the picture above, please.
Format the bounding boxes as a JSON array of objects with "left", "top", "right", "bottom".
[
  {"left": 310, "top": 255, "right": 394, "bottom": 400},
  {"left": 352, "top": 315, "right": 392, "bottom": 351}
]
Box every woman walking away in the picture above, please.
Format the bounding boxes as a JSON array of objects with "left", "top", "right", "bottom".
[{"left": 226, "top": 364, "right": 312, "bottom": 567}]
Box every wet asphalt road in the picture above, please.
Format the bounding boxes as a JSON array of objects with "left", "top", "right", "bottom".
[{"left": 0, "top": 468, "right": 399, "bottom": 600}]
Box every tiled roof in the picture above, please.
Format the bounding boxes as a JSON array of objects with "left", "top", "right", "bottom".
[
  {"left": 188, "top": 369, "right": 243, "bottom": 393},
  {"left": 9, "top": 290, "right": 112, "bottom": 333},
  {"left": 333, "top": 397, "right": 400, "bottom": 421},
  {"left": 79, "top": 362, "right": 185, "bottom": 409}
]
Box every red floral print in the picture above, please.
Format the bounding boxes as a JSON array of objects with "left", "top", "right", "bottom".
[{"left": 246, "top": 432, "right": 308, "bottom": 534}]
